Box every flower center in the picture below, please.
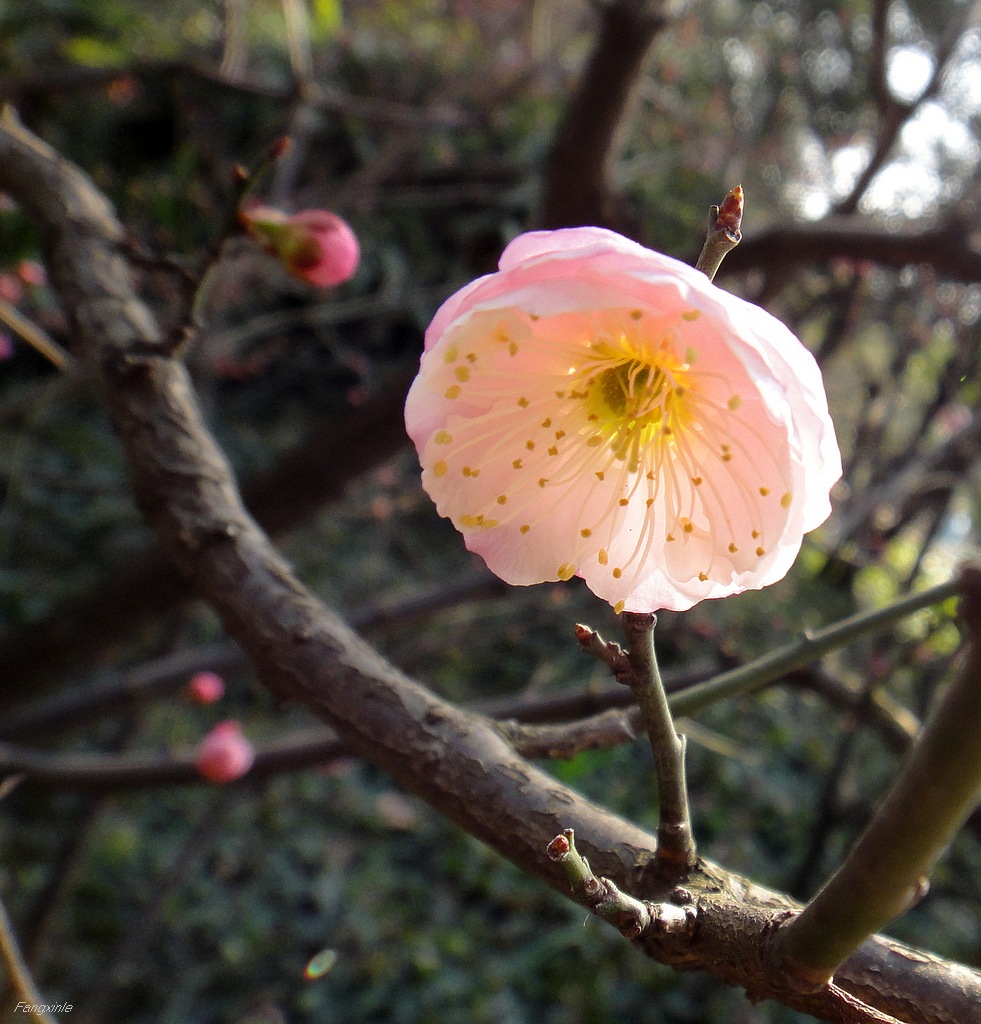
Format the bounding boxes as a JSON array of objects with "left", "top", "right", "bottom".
[{"left": 579, "top": 338, "right": 690, "bottom": 472}]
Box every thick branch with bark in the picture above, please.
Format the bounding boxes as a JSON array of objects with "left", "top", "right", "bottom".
[{"left": 2, "top": 110, "right": 981, "bottom": 1024}]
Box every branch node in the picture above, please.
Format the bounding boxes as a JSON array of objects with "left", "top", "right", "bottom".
[
  {"left": 575, "top": 623, "right": 629, "bottom": 678},
  {"left": 547, "top": 828, "right": 693, "bottom": 944}
]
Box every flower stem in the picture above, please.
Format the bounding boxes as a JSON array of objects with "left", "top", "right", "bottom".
[
  {"left": 621, "top": 612, "right": 697, "bottom": 872},
  {"left": 770, "top": 563, "right": 981, "bottom": 990},
  {"left": 695, "top": 184, "right": 743, "bottom": 281}
]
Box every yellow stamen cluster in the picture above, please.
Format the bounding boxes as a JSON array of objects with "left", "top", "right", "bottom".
[{"left": 425, "top": 307, "right": 793, "bottom": 595}]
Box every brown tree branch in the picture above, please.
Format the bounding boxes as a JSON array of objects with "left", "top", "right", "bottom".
[
  {"left": 720, "top": 216, "right": 981, "bottom": 283},
  {"left": 2, "top": 108, "right": 980, "bottom": 1024},
  {"left": 539, "top": 0, "right": 671, "bottom": 229}
]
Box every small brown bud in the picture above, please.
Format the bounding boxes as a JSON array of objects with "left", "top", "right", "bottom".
[
  {"left": 269, "top": 135, "right": 293, "bottom": 160},
  {"left": 547, "top": 834, "right": 571, "bottom": 860},
  {"left": 574, "top": 623, "right": 595, "bottom": 645},
  {"left": 716, "top": 184, "right": 744, "bottom": 240}
]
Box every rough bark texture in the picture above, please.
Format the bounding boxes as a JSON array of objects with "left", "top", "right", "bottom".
[{"left": 2, "top": 110, "right": 981, "bottom": 1024}]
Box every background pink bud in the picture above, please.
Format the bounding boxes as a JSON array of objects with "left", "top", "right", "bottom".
[
  {"left": 195, "top": 720, "right": 255, "bottom": 783},
  {"left": 0, "top": 272, "right": 23, "bottom": 304},
  {"left": 187, "top": 670, "right": 225, "bottom": 704},
  {"left": 15, "top": 259, "right": 46, "bottom": 287},
  {"left": 240, "top": 204, "right": 359, "bottom": 287},
  {"left": 282, "top": 210, "right": 360, "bottom": 287}
]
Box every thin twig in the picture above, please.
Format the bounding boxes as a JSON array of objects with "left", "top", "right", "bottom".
[
  {"left": 0, "top": 300, "right": 72, "bottom": 369},
  {"left": 0, "top": 728, "right": 347, "bottom": 792},
  {"left": 499, "top": 706, "right": 638, "bottom": 760},
  {"left": 0, "top": 895, "right": 58, "bottom": 1024},
  {"left": 670, "top": 577, "right": 960, "bottom": 718}
]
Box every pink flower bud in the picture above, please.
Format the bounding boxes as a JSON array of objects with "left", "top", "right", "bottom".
[
  {"left": 195, "top": 720, "right": 255, "bottom": 783},
  {"left": 240, "top": 204, "right": 359, "bottom": 287},
  {"left": 15, "top": 259, "right": 46, "bottom": 288},
  {"left": 0, "top": 333, "right": 13, "bottom": 360},
  {"left": 0, "top": 273, "right": 23, "bottom": 304},
  {"left": 187, "top": 671, "right": 225, "bottom": 704}
]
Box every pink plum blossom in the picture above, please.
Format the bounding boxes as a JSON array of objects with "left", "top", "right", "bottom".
[
  {"left": 187, "top": 671, "right": 225, "bottom": 704},
  {"left": 240, "top": 204, "right": 359, "bottom": 287},
  {"left": 195, "top": 720, "right": 255, "bottom": 783},
  {"left": 405, "top": 227, "right": 841, "bottom": 614}
]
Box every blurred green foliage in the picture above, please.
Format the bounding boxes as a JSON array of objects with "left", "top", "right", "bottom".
[{"left": 1, "top": 1, "right": 980, "bottom": 1022}]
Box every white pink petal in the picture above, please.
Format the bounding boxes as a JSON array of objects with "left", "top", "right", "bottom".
[{"left": 406, "top": 227, "right": 841, "bottom": 613}]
